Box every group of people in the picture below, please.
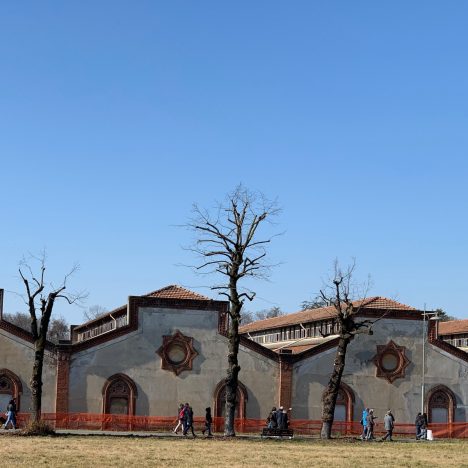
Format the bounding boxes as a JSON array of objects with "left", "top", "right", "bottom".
[
  {"left": 360, "top": 408, "right": 395, "bottom": 441},
  {"left": 172, "top": 403, "right": 212, "bottom": 437},
  {"left": 266, "top": 406, "right": 292, "bottom": 430},
  {"left": 1, "top": 398, "right": 17, "bottom": 430},
  {"left": 361, "top": 408, "right": 431, "bottom": 441}
]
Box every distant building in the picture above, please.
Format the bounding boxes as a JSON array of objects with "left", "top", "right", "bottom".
[
  {"left": 439, "top": 319, "right": 468, "bottom": 352},
  {"left": 0, "top": 288, "right": 467, "bottom": 426}
]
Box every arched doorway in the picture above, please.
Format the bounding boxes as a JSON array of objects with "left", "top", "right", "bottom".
[
  {"left": 333, "top": 383, "right": 354, "bottom": 422},
  {"left": 102, "top": 374, "right": 137, "bottom": 416},
  {"left": 427, "top": 385, "right": 456, "bottom": 423},
  {"left": 0, "top": 369, "right": 22, "bottom": 412},
  {"left": 213, "top": 380, "right": 248, "bottom": 419}
]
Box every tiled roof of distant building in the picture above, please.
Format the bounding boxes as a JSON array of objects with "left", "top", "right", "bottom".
[
  {"left": 239, "top": 297, "right": 418, "bottom": 334},
  {"left": 145, "top": 285, "right": 211, "bottom": 301},
  {"left": 439, "top": 319, "right": 468, "bottom": 336}
]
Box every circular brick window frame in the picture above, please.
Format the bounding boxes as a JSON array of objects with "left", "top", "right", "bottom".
[
  {"left": 372, "top": 340, "right": 410, "bottom": 383},
  {"left": 156, "top": 330, "right": 198, "bottom": 376}
]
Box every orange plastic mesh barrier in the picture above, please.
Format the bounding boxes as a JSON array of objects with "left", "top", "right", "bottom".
[{"left": 15, "top": 413, "right": 468, "bottom": 438}]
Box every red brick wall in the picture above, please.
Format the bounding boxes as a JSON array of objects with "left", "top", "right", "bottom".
[
  {"left": 278, "top": 358, "right": 293, "bottom": 408},
  {"left": 55, "top": 349, "right": 71, "bottom": 414}
]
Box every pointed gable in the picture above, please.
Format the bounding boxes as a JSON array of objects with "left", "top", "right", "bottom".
[{"left": 145, "top": 285, "right": 211, "bottom": 301}]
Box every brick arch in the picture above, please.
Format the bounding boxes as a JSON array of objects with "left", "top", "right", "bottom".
[
  {"left": 337, "top": 382, "right": 355, "bottom": 422},
  {"left": 102, "top": 373, "right": 138, "bottom": 416},
  {"left": 0, "top": 369, "right": 23, "bottom": 411},
  {"left": 426, "top": 385, "right": 456, "bottom": 423},
  {"left": 213, "top": 379, "right": 248, "bottom": 419}
]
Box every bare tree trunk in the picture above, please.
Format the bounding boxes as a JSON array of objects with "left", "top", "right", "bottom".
[
  {"left": 31, "top": 341, "right": 45, "bottom": 423},
  {"left": 224, "top": 276, "right": 242, "bottom": 437},
  {"left": 225, "top": 314, "right": 240, "bottom": 436},
  {"left": 321, "top": 336, "right": 349, "bottom": 439}
]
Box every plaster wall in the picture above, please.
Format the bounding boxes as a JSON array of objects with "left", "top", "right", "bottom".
[
  {"left": 0, "top": 329, "right": 57, "bottom": 412},
  {"left": 68, "top": 307, "right": 278, "bottom": 419},
  {"left": 292, "top": 318, "right": 468, "bottom": 423}
]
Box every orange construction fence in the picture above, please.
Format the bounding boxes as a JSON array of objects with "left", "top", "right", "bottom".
[{"left": 14, "top": 413, "right": 468, "bottom": 438}]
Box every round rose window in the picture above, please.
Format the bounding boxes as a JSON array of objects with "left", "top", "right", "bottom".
[
  {"left": 167, "top": 343, "right": 187, "bottom": 365},
  {"left": 381, "top": 352, "right": 399, "bottom": 372}
]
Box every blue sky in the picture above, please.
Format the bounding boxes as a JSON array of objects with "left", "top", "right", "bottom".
[{"left": 1, "top": 1, "right": 467, "bottom": 323}]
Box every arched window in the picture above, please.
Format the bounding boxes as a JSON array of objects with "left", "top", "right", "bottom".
[
  {"left": 333, "top": 383, "right": 354, "bottom": 422},
  {"left": 102, "top": 374, "right": 137, "bottom": 416},
  {"left": 427, "top": 385, "right": 456, "bottom": 423},
  {"left": 0, "top": 369, "right": 22, "bottom": 412},
  {"left": 213, "top": 380, "right": 248, "bottom": 419}
]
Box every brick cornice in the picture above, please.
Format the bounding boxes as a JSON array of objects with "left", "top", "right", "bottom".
[
  {"left": 0, "top": 319, "right": 56, "bottom": 352},
  {"left": 356, "top": 308, "right": 424, "bottom": 321},
  {"left": 66, "top": 295, "right": 229, "bottom": 354},
  {"left": 428, "top": 320, "right": 468, "bottom": 363},
  {"left": 238, "top": 335, "right": 280, "bottom": 362},
  {"left": 290, "top": 337, "right": 340, "bottom": 363}
]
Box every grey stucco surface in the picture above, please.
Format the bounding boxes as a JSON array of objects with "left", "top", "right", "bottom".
[
  {"left": 68, "top": 307, "right": 279, "bottom": 419},
  {"left": 0, "top": 328, "right": 57, "bottom": 412},
  {"left": 292, "top": 318, "right": 468, "bottom": 423}
]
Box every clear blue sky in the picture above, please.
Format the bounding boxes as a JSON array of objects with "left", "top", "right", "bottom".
[{"left": 1, "top": 1, "right": 467, "bottom": 323}]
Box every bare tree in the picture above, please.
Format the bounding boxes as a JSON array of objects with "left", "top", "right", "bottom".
[
  {"left": 3, "top": 311, "right": 69, "bottom": 344},
  {"left": 318, "top": 261, "right": 377, "bottom": 439},
  {"left": 18, "top": 252, "right": 86, "bottom": 423},
  {"left": 300, "top": 295, "right": 330, "bottom": 310},
  {"left": 83, "top": 304, "right": 108, "bottom": 322},
  {"left": 188, "top": 185, "right": 280, "bottom": 436}
]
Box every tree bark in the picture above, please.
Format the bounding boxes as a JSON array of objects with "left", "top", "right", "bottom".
[
  {"left": 31, "top": 341, "right": 45, "bottom": 423},
  {"left": 224, "top": 276, "right": 242, "bottom": 437},
  {"left": 224, "top": 315, "right": 240, "bottom": 436},
  {"left": 321, "top": 336, "right": 350, "bottom": 439}
]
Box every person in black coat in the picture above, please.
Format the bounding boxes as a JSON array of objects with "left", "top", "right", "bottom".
[
  {"left": 202, "top": 407, "right": 213, "bottom": 437},
  {"left": 267, "top": 407, "right": 277, "bottom": 429},
  {"left": 276, "top": 406, "right": 285, "bottom": 430}
]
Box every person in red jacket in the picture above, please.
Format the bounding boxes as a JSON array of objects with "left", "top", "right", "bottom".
[{"left": 173, "top": 403, "right": 185, "bottom": 434}]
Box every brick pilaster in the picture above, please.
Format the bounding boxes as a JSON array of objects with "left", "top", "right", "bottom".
[
  {"left": 56, "top": 347, "right": 71, "bottom": 416},
  {"left": 278, "top": 357, "right": 293, "bottom": 408}
]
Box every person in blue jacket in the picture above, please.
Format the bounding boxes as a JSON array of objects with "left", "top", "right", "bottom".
[{"left": 360, "top": 407, "right": 369, "bottom": 440}]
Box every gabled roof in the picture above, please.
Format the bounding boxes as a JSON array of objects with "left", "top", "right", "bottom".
[
  {"left": 239, "top": 297, "right": 418, "bottom": 334},
  {"left": 439, "top": 319, "right": 468, "bottom": 336},
  {"left": 145, "top": 285, "right": 211, "bottom": 301}
]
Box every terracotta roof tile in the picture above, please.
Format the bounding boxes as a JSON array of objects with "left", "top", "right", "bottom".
[
  {"left": 145, "top": 285, "right": 211, "bottom": 301},
  {"left": 239, "top": 296, "right": 418, "bottom": 334},
  {"left": 438, "top": 319, "right": 468, "bottom": 336}
]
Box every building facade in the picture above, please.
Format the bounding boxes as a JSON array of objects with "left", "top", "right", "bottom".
[{"left": 0, "top": 287, "right": 467, "bottom": 425}]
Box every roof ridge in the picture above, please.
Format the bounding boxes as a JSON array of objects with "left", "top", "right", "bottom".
[
  {"left": 239, "top": 296, "right": 417, "bottom": 334},
  {"left": 145, "top": 284, "right": 211, "bottom": 301}
]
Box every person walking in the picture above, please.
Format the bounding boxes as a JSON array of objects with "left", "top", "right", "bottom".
[
  {"left": 183, "top": 404, "right": 196, "bottom": 438},
  {"left": 202, "top": 407, "right": 213, "bottom": 437},
  {"left": 360, "top": 408, "right": 369, "bottom": 440},
  {"left": 3, "top": 399, "right": 16, "bottom": 430},
  {"left": 381, "top": 410, "right": 394, "bottom": 441},
  {"left": 365, "top": 409, "right": 377, "bottom": 440},
  {"left": 173, "top": 403, "right": 185, "bottom": 434}
]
